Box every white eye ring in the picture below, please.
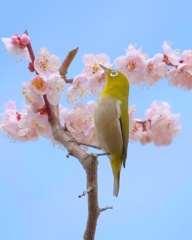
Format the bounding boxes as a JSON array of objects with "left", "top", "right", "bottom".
[{"left": 110, "top": 71, "right": 118, "bottom": 77}]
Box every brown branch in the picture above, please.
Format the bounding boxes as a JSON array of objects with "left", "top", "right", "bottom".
[
  {"left": 24, "top": 31, "right": 107, "bottom": 239},
  {"left": 84, "top": 154, "right": 100, "bottom": 240},
  {"left": 24, "top": 31, "right": 55, "bottom": 121},
  {"left": 50, "top": 118, "right": 101, "bottom": 240},
  {"left": 24, "top": 30, "right": 36, "bottom": 63},
  {"left": 43, "top": 95, "right": 55, "bottom": 122},
  {"left": 65, "top": 78, "right": 74, "bottom": 84},
  {"left": 59, "top": 47, "right": 79, "bottom": 79}
]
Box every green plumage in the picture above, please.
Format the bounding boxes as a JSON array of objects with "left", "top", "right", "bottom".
[{"left": 94, "top": 66, "right": 129, "bottom": 196}]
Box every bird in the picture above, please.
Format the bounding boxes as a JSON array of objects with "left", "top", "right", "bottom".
[{"left": 94, "top": 65, "right": 129, "bottom": 197}]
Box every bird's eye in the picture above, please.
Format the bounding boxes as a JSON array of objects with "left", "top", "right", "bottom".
[{"left": 110, "top": 71, "right": 118, "bottom": 77}]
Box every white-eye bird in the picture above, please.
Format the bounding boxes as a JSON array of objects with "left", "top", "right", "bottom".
[{"left": 94, "top": 65, "right": 129, "bottom": 197}]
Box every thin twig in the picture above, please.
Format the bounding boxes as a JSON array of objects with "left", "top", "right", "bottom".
[
  {"left": 79, "top": 187, "right": 92, "bottom": 198},
  {"left": 92, "top": 152, "right": 110, "bottom": 157},
  {"left": 24, "top": 30, "right": 36, "bottom": 63},
  {"left": 100, "top": 206, "right": 113, "bottom": 212},
  {"left": 65, "top": 78, "right": 73, "bottom": 84},
  {"left": 78, "top": 142, "right": 101, "bottom": 150},
  {"left": 59, "top": 47, "right": 79, "bottom": 79}
]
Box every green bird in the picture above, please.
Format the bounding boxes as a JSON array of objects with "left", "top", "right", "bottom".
[{"left": 94, "top": 65, "right": 130, "bottom": 197}]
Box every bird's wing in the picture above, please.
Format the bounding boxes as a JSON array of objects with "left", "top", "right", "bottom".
[
  {"left": 119, "top": 118, "right": 127, "bottom": 167},
  {"left": 119, "top": 103, "right": 129, "bottom": 168}
]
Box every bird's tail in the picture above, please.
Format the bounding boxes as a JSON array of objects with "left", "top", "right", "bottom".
[
  {"left": 110, "top": 159, "right": 122, "bottom": 197},
  {"left": 113, "top": 172, "right": 120, "bottom": 197}
]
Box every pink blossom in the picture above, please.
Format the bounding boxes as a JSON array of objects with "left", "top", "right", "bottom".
[
  {"left": 167, "top": 50, "right": 192, "bottom": 90},
  {"left": 0, "top": 101, "right": 39, "bottom": 142},
  {"left": 67, "top": 74, "right": 89, "bottom": 103},
  {"left": 30, "top": 75, "right": 48, "bottom": 95},
  {"left": 0, "top": 101, "right": 60, "bottom": 143},
  {"left": 142, "top": 101, "right": 181, "bottom": 146},
  {"left": 168, "top": 68, "right": 192, "bottom": 90},
  {"left": 128, "top": 105, "right": 136, "bottom": 134},
  {"left": 162, "top": 41, "right": 180, "bottom": 66},
  {"left": 129, "top": 105, "right": 144, "bottom": 141},
  {"left": 28, "top": 62, "right": 35, "bottom": 72},
  {"left": 34, "top": 48, "right": 60, "bottom": 75},
  {"left": 23, "top": 73, "right": 65, "bottom": 106},
  {"left": 67, "top": 54, "right": 111, "bottom": 103},
  {"left": 64, "top": 101, "right": 98, "bottom": 147},
  {"left": 46, "top": 73, "right": 65, "bottom": 105},
  {"left": 144, "top": 54, "right": 168, "bottom": 84},
  {"left": 26, "top": 107, "right": 53, "bottom": 140},
  {"left": 20, "top": 34, "right": 30, "bottom": 46},
  {"left": 82, "top": 53, "right": 111, "bottom": 79},
  {"left": 59, "top": 104, "right": 69, "bottom": 124},
  {"left": 2, "top": 33, "right": 30, "bottom": 60},
  {"left": 114, "top": 44, "right": 146, "bottom": 84},
  {"left": 88, "top": 73, "right": 107, "bottom": 96},
  {"left": 22, "top": 82, "right": 44, "bottom": 107}
]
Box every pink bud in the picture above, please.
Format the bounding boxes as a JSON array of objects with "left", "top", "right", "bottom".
[
  {"left": 11, "top": 34, "right": 20, "bottom": 46},
  {"left": 20, "top": 34, "right": 30, "bottom": 46},
  {"left": 28, "top": 62, "right": 35, "bottom": 72}
]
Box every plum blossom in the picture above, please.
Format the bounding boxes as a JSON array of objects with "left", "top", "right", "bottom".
[
  {"left": 63, "top": 101, "right": 98, "bottom": 147},
  {"left": 22, "top": 81, "right": 44, "bottom": 108},
  {"left": 141, "top": 101, "right": 181, "bottom": 146},
  {"left": 34, "top": 48, "right": 60, "bottom": 75},
  {"left": 67, "top": 54, "right": 111, "bottom": 103},
  {"left": 143, "top": 54, "right": 168, "bottom": 84},
  {"left": 88, "top": 73, "right": 107, "bottom": 96},
  {"left": 67, "top": 74, "right": 89, "bottom": 103},
  {"left": 128, "top": 105, "right": 136, "bottom": 134},
  {"left": 46, "top": 73, "right": 65, "bottom": 105},
  {"left": 82, "top": 53, "right": 111, "bottom": 96},
  {"left": 128, "top": 105, "right": 144, "bottom": 141},
  {"left": 82, "top": 53, "right": 111, "bottom": 79},
  {"left": 129, "top": 101, "right": 181, "bottom": 145},
  {"left": 162, "top": 41, "right": 180, "bottom": 66},
  {"left": 0, "top": 101, "right": 60, "bottom": 143},
  {"left": 2, "top": 33, "right": 30, "bottom": 60},
  {"left": 23, "top": 73, "right": 65, "bottom": 107},
  {"left": 167, "top": 50, "right": 192, "bottom": 90},
  {"left": 26, "top": 107, "right": 53, "bottom": 140},
  {"left": 114, "top": 44, "right": 147, "bottom": 84},
  {"left": 30, "top": 75, "right": 48, "bottom": 95},
  {"left": 0, "top": 101, "right": 39, "bottom": 142}
]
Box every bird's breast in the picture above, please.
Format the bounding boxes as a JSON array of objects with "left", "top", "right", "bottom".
[{"left": 94, "top": 94, "right": 123, "bottom": 158}]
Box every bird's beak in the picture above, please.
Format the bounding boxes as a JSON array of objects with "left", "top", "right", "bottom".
[{"left": 99, "top": 64, "right": 110, "bottom": 73}]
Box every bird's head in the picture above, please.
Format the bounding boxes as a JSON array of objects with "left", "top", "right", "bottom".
[{"left": 99, "top": 64, "right": 119, "bottom": 78}]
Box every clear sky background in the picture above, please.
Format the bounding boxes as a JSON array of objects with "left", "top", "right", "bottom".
[{"left": 1, "top": 0, "right": 192, "bottom": 239}]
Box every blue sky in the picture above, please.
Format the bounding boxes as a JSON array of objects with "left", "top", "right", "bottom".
[{"left": 1, "top": 0, "right": 192, "bottom": 239}]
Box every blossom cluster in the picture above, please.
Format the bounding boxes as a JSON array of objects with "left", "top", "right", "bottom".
[
  {"left": 2, "top": 33, "right": 30, "bottom": 60},
  {"left": 1, "top": 99, "right": 180, "bottom": 147},
  {"left": 1, "top": 33, "right": 182, "bottom": 146},
  {"left": 129, "top": 101, "right": 181, "bottom": 146},
  {"left": 68, "top": 41, "right": 192, "bottom": 105},
  {"left": 23, "top": 48, "right": 65, "bottom": 109},
  {"left": 0, "top": 101, "right": 52, "bottom": 142},
  {"left": 67, "top": 54, "right": 111, "bottom": 103},
  {"left": 60, "top": 101, "right": 98, "bottom": 148},
  {"left": 115, "top": 42, "right": 192, "bottom": 90}
]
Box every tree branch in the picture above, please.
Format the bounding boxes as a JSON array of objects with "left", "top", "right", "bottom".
[
  {"left": 25, "top": 31, "right": 106, "bottom": 239},
  {"left": 50, "top": 113, "right": 101, "bottom": 240},
  {"left": 84, "top": 154, "right": 100, "bottom": 240},
  {"left": 59, "top": 47, "right": 79, "bottom": 79}
]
